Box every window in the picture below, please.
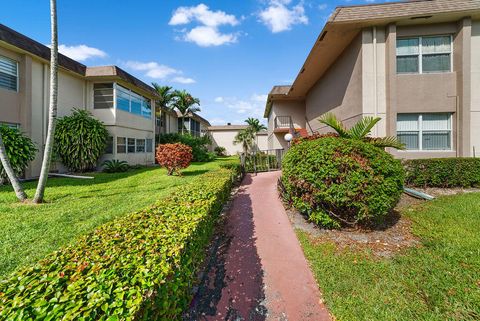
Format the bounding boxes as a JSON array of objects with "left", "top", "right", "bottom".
[
  {"left": 115, "top": 84, "right": 152, "bottom": 118},
  {"left": 94, "top": 83, "right": 114, "bottom": 109},
  {"left": 105, "top": 136, "right": 114, "bottom": 154},
  {"left": 146, "top": 138, "right": 153, "bottom": 153},
  {"left": 397, "top": 36, "right": 452, "bottom": 74},
  {"left": 127, "top": 138, "right": 136, "bottom": 153},
  {"left": 117, "top": 137, "right": 126, "bottom": 154},
  {"left": 0, "top": 122, "right": 20, "bottom": 129},
  {"left": 397, "top": 113, "right": 452, "bottom": 150},
  {"left": 136, "top": 139, "right": 145, "bottom": 153},
  {"left": 0, "top": 55, "right": 18, "bottom": 91}
]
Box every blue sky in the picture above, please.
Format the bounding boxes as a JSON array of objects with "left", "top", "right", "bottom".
[{"left": 1, "top": 0, "right": 377, "bottom": 125}]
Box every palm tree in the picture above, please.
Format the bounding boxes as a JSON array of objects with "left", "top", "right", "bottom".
[
  {"left": 318, "top": 113, "right": 405, "bottom": 149},
  {"left": 0, "top": 133, "right": 27, "bottom": 201},
  {"left": 152, "top": 84, "right": 175, "bottom": 134},
  {"left": 234, "top": 128, "right": 255, "bottom": 155},
  {"left": 172, "top": 90, "right": 200, "bottom": 135},
  {"left": 245, "top": 118, "right": 267, "bottom": 151},
  {"left": 34, "top": 0, "right": 58, "bottom": 203}
]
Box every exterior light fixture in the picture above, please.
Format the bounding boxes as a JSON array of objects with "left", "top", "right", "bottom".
[{"left": 284, "top": 133, "right": 293, "bottom": 142}]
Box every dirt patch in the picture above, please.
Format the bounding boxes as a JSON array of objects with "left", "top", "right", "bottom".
[{"left": 288, "top": 187, "right": 478, "bottom": 258}]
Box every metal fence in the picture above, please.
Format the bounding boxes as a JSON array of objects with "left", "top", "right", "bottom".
[{"left": 241, "top": 149, "right": 285, "bottom": 173}]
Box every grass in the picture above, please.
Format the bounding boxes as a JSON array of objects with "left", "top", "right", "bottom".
[
  {"left": 0, "top": 159, "right": 232, "bottom": 278},
  {"left": 298, "top": 192, "right": 480, "bottom": 321}
]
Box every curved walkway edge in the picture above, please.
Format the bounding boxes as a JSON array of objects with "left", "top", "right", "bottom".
[{"left": 186, "top": 171, "right": 331, "bottom": 321}]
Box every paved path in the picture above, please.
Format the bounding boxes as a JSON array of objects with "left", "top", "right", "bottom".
[{"left": 185, "top": 171, "right": 331, "bottom": 321}]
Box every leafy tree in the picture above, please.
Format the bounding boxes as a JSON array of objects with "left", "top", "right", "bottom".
[
  {"left": 152, "top": 84, "right": 175, "bottom": 131},
  {"left": 156, "top": 143, "right": 193, "bottom": 176},
  {"left": 172, "top": 90, "right": 200, "bottom": 134},
  {"left": 0, "top": 126, "right": 36, "bottom": 201},
  {"left": 34, "top": 0, "right": 58, "bottom": 203},
  {"left": 54, "top": 109, "right": 109, "bottom": 172},
  {"left": 318, "top": 113, "right": 405, "bottom": 149}
]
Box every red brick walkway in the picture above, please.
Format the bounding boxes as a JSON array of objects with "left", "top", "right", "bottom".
[{"left": 186, "top": 172, "right": 331, "bottom": 321}]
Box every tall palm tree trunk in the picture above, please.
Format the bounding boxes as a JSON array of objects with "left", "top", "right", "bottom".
[
  {"left": 34, "top": 0, "right": 58, "bottom": 203},
  {"left": 0, "top": 133, "right": 27, "bottom": 201}
]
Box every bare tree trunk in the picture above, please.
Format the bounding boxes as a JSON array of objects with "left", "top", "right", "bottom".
[
  {"left": 34, "top": 0, "right": 58, "bottom": 204},
  {"left": 182, "top": 116, "right": 185, "bottom": 135},
  {"left": 0, "top": 133, "right": 27, "bottom": 201}
]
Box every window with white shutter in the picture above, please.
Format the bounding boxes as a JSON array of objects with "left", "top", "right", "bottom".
[{"left": 0, "top": 55, "right": 18, "bottom": 91}]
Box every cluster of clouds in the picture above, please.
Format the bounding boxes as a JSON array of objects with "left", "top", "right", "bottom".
[
  {"left": 56, "top": 2, "right": 328, "bottom": 88},
  {"left": 169, "top": 4, "right": 240, "bottom": 47},
  {"left": 209, "top": 94, "right": 268, "bottom": 125}
]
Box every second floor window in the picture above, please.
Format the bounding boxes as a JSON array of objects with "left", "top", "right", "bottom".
[
  {"left": 116, "top": 85, "right": 152, "bottom": 119},
  {"left": 94, "top": 83, "right": 114, "bottom": 109},
  {"left": 0, "top": 55, "right": 18, "bottom": 92},
  {"left": 396, "top": 36, "right": 452, "bottom": 74}
]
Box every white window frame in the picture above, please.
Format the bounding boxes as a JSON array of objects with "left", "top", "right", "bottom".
[
  {"left": 397, "top": 113, "right": 453, "bottom": 151},
  {"left": 116, "top": 136, "right": 127, "bottom": 154},
  {"left": 0, "top": 55, "right": 19, "bottom": 92},
  {"left": 127, "top": 137, "right": 136, "bottom": 154},
  {"left": 396, "top": 35, "right": 453, "bottom": 74}
]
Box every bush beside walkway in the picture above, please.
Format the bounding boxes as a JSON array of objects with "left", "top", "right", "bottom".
[{"left": 0, "top": 161, "right": 241, "bottom": 320}]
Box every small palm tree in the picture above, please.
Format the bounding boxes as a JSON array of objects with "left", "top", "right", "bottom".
[
  {"left": 152, "top": 84, "right": 175, "bottom": 133},
  {"left": 234, "top": 128, "right": 255, "bottom": 155},
  {"left": 245, "top": 118, "right": 267, "bottom": 152},
  {"left": 318, "top": 113, "right": 405, "bottom": 149},
  {"left": 172, "top": 90, "right": 200, "bottom": 135}
]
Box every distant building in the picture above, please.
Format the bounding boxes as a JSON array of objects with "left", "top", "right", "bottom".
[{"left": 208, "top": 124, "right": 268, "bottom": 155}]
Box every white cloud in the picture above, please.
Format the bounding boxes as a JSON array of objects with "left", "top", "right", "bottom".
[
  {"left": 213, "top": 94, "right": 268, "bottom": 120},
  {"left": 123, "top": 61, "right": 196, "bottom": 84},
  {"left": 184, "top": 26, "right": 238, "bottom": 47},
  {"left": 259, "top": 0, "right": 308, "bottom": 33},
  {"left": 169, "top": 3, "right": 240, "bottom": 47},
  {"left": 172, "top": 76, "right": 196, "bottom": 84},
  {"left": 58, "top": 44, "right": 107, "bottom": 61},
  {"left": 169, "top": 3, "right": 238, "bottom": 27},
  {"left": 124, "top": 61, "right": 178, "bottom": 79}
]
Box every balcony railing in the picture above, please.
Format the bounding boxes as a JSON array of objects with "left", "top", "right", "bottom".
[{"left": 274, "top": 116, "right": 293, "bottom": 129}]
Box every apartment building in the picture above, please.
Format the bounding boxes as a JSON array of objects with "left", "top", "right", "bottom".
[
  {"left": 265, "top": 0, "right": 480, "bottom": 159},
  {"left": 208, "top": 124, "right": 268, "bottom": 155},
  {"left": 0, "top": 24, "right": 158, "bottom": 178}
]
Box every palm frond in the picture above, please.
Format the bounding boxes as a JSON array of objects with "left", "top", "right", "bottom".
[
  {"left": 318, "top": 113, "right": 349, "bottom": 137},
  {"left": 368, "top": 137, "right": 406, "bottom": 150},
  {"left": 348, "top": 117, "right": 381, "bottom": 139}
]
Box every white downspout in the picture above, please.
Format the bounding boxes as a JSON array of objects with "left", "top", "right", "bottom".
[{"left": 373, "top": 26, "right": 379, "bottom": 136}]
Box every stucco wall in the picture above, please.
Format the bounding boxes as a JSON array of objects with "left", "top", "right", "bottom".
[
  {"left": 210, "top": 130, "right": 269, "bottom": 155},
  {"left": 268, "top": 100, "right": 305, "bottom": 149},
  {"left": 471, "top": 20, "right": 480, "bottom": 157},
  {"left": 0, "top": 46, "right": 23, "bottom": 125},
  {"left": 305, "top": 34, "right": 363, "bottom": 133},
  {"left": 99, "top": 126, "right": 155, "bottom": 166}
]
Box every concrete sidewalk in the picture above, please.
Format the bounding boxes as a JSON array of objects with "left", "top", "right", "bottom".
[{"left": 186, "top": 172, "right": 331, "bottom": 321}]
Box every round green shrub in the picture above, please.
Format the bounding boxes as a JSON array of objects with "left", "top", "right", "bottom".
[
  {"left": 54, "top": 109, "right": 109, "bottom": 172},
  {"left": 282, "top": 137, "right": 404, "bottom": 228},
  {"left": 0, "top": 126, "right": 37, "bottom": 184}
]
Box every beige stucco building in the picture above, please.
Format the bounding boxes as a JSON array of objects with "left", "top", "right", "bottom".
[
  {"left": 208, "top": 125, "right": 268, "bottom": 156},
  {"left": 0, "top": 24, "right": 158, "bottom": 178},
  {"left": 265, "top": 0, "right": 480, "bottom": 159}
]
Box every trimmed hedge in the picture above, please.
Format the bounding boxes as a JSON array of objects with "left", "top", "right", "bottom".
[
  {"left": 282, "top": 137, "right": 404, "bottom": 228},
  {"left": 0, "top": 164, "right": 240, "bottom": 320},
  {"left": 404, "top": 158, "right": 480, "bottom": 188}
]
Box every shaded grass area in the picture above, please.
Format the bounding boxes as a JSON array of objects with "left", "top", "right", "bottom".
[
  {"left": 0, "top": 160, "right": 232, "bottom": 278},
  {"left": 298, "top": 192, "right": 480, "bottom": 320}
]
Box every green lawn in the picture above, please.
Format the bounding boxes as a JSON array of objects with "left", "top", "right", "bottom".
[
  {"left": 298, "top": 192, "right": 480, "bottom": 321},
  {"left": 0, "top": 159, "right": 231, "bottom": 278}
]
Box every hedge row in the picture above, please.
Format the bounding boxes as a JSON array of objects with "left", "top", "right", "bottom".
[
  {"left": 404, "top": 158, "right": 480, "bottom": 188},
  {"left": 0, "top": 163, "right": 241, "bottom": 320}
]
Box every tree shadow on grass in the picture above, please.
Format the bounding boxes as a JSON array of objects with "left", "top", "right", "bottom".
[{"left": 184, "top": 175, "right": 267, "bottom": 321}]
